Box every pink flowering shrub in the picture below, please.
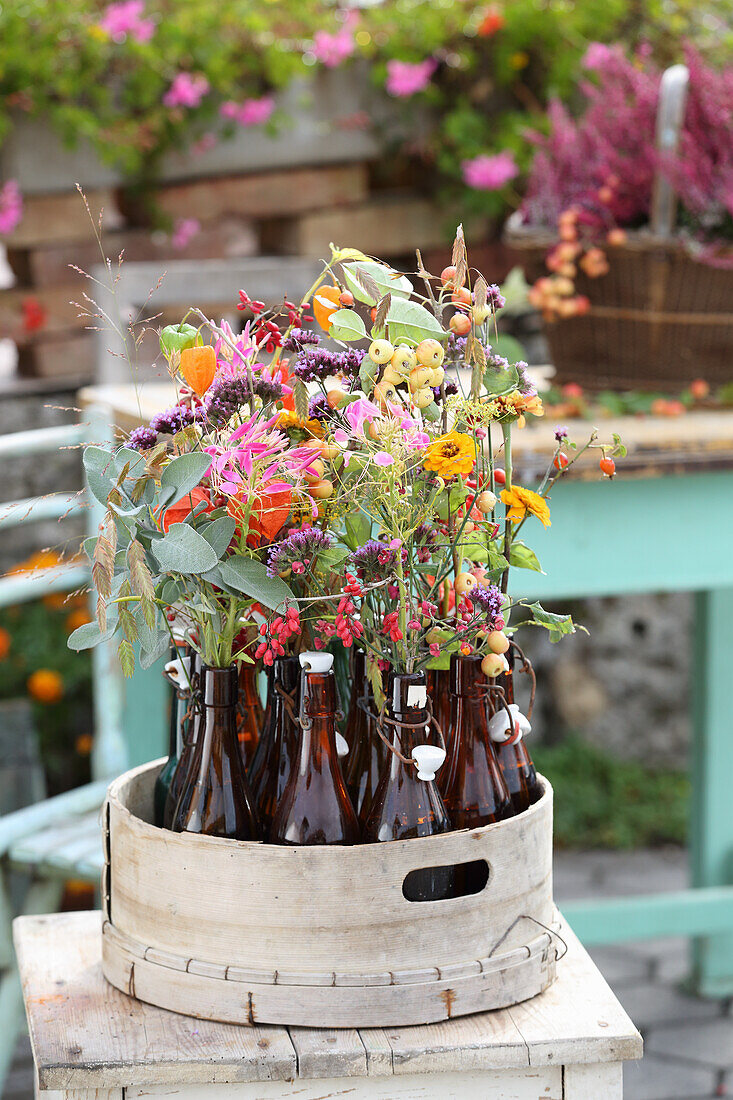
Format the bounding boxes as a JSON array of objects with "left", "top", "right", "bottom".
[
  {"left": 520, "top": 43, "right": 733, "bottom": 249},
  {"left": 462, "top": 152, "right": 518, "bottom": 191},
  {"left": 98, "top": 1, "right": 154, "bottom": 44},
  {"left": 163, "top": 72, "right": 209, "bottom": 109},
  {"left": 385, "top": 59, "right": 436, "bottom": 98},
  {"left": 0, "top": 180, "right": 22, "bottom": 235}
]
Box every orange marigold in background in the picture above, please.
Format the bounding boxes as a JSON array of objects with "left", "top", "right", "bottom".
[
  {"left": 0, "top": 627, "right": 10, "bottom": 660},
  {"left": 27, "top": 668, "right": 64, "bottom": 704},
  {"left": 75, "top": 733, "right": 94, "bottom": 756},
  {"left": 423, "top": 431, "right": 476, "bottom": 478},
  {"left": 66, "top": 608, "right": 92, "bottom": 633},
  {"left": 501, "top": 486, "right": 551, "bottom": 528}
]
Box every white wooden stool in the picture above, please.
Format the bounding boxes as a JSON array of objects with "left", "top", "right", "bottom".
[{"left": 14, "top": 911, "right": 641, "bottom": 1100}]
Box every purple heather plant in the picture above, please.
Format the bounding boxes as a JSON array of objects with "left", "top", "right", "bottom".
[
  {"left": 267, "top": 526, "right": 334, "bottom": 577},
  {"left": 205, "top": 372, "right": 283, "bottom": 424},
  {"left": 470, "top": 584, "right": 504, "bottom": 631},
  {"left": 347, "top": 539, "right": 406, "bottom": 582},
  {"left": 292, "top": 346, "right": 365, "bottom": 382},
  {"left": 128, "top": 425, "right": 158, "bottom": 450},
  {"left": 283, "top": 327, "right": 320, "bottom": 352},
  {"left": 149, "top": 404, "right": 198, "bottom": 434}
]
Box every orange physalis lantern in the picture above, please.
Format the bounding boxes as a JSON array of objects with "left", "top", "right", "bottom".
[
  {"left": 180, "top": 345, "right": 217, "bottom": 396},
  {"left": 312, "top": 285, "right": 342, "bottom": 333}
]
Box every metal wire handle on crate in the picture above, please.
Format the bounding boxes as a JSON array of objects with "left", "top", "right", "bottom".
[
  {"left": 365, "top": 696, "right": 446, "bottom": 769},
  {"left": 489, "top": 914, "right": 568, "bottom": 963}
]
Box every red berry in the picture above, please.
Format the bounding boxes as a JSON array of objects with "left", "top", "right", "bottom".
[
  {"left": 441, "top": 265, "right": 459, "bottom": 288},
  {"left": 554, "top": 452, "right": 569, "bottom": 470},
  {"left": 339, "top": 290, "right": 355, "bottom": 307},
  {"left": 600, "top": 456, "right": 616, "bottom": 477},
  {"left": 493, "top": 468, "right": 506, "bottom": 486}
]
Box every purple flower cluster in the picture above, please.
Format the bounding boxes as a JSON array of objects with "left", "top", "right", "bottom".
[
  {"left": 486, "top": 284, "right": 506, "bottom": 310},
  {"left": 308, "top": 393, "right": 332, "bottom": 423},
  {"left": 283, "top": 328, "right": 320, "bottom": 352},
  {"left": 205, "top": 373, "right": 283, "bottom": 425},
  {"left": 128, "top": 425, "right": 158, "bottom": 450},
  {"left": 150, "top": 404, "right": 198, "bottom": 434},
  {"left": 554, "top": 424, "right": 569, "bottom": 443},
  {"left": 292, "top": 346, "right": 365, "bottom": 382},
  {"left": 471, "top": 584, "right": 504, "bottom": 631},
  {"left": 347, "top": 539, "right": 405, "bottom": 582},
  {"left": 432, "top": 379, "right": 458, "bottom": 402},
  {"left": 267, "top": 526, "right": 334, "bottom": 577},
  {"left": 514, "top": 361, "right": 536, "bottom": 396}
]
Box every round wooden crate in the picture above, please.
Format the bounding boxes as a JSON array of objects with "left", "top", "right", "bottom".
[{"left": 101, "top": 760, "right": 558, "bottom": 1028}]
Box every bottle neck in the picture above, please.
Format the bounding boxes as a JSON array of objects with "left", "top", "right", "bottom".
[
  {"left": 198, "top": 665, "right": 240, "bottom": 758},
  {"left": 451, "top": 654, "right": 492, "bottom": 720},
  {"left": 297, "top": 670, "right": 341, "bottom": 774},
  {"left": 386, "top": 671, "right": 429, "bottom": 769}
]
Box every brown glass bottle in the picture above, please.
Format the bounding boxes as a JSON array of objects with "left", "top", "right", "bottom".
[
  {"left": 247, "top": 657, "right": 300, "bottom": 840},
  {"left": 344, "top": 650, "right": 382, "bottom": 821},
  {"left": 442, "top": 654, "right": 513, "bottom": 830},
  {"left": 270, "top": 662, "right": 359, "bottom": 846},
  {"left": 237, "top": 659, "right": 263, "bottom": 769},
  {"left": 428, "top": 666, "right": 452, "bottom": 794},
  {"left": 363, "top": 671, "right": 453, "bottom": 900},
  {"left": 163, "top": 652, "right": 201, "bottom": 829},
  {"left": 494, "top": 652, "right": 542, "bottom": 814},
  {"left": 154, "top": 648, "right": 191, "bottom": 827},
  {"left": 171, "top": 665, "right": 260, "bottom": 840}
]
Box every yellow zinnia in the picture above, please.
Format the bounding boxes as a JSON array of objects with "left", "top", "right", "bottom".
[
  {"left": 423, "top": 431, "right": 476, "bottom": 478},
  {"left": 276, "top": 410, "right": 324, "bottom": 438},
  {"left": 501, "top": 486, "right": 551, "bottom": 527}
]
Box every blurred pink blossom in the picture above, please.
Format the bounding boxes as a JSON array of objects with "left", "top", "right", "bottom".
[
  {"left": 461, "top": 151, "right": 519, "bottom": 190},
  {"left": 373, "top": 452, "right": 395, "bottom": 467},
  {"left": 0, "top": 180, "right": 22, "bottom": 235},
  {"left": 312, "top": 27, "right": 355, "bottom": 68},
  {"left": 98, "top": 0, "right": 154, "bottom": 43},
  {"left": 171, "top": 217, "right": 200, "bottom": 250},
  {"left": 220, "top": 96, "right": 275, "bottom": 127},
  {"left": 163, "top": 72, "right": 209, "bottom": 109},
  {"left": 191, "top": 133, "right": 217, "bottom": 155},
  {"left": 385, "top": 59, "right": 436, "bottom": 97},
  {"left": 581, "top": 42, "right": 616, "bottom": 71}
]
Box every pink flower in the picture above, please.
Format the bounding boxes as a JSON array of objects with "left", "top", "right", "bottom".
[
  {"left": 220, "top": 96, "right": 275, "bottom": 127},
  {"left": 429, "top": 643, "right": 440, "bottom": 658},
  {"left": 191, "top": 133, "right": 217, "bottom": 155},
  {"left": 461, "top": 151, "right": 519, "bottom": 191},
  {"left": 163, "top": 73, "right": 209, "bottom": 109},
  {"left": 0, "top": 180, "right": 22, "bottom": 235},
  {"left": 373, "top": 451, "right": 395, "bottom": 467},
  {"left": 385, "top": 59, "right": 436, "bottom": 98},
  {"left": 98, "top": 0, "right": 154, "bottom": 43},
  {"left": 312, "top": 27, "right": 355, "bottom": 68},
  {"left": 582, "top": 42, "right": 616, "bottom": 71},
  {"left": 345, "top": 396, "right": 382, "bottom": 436},
  {"left": 171, "top": 217, "right": 200, "bottom": 250}
]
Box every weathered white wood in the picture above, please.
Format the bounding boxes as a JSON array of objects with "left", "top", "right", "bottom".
[
  {"left": 14, "top": 913, "right": 298, "bottom": 1091},
  {"left": 101, "top": 924, "right": 555, "bottom": 1028},
  {"left": 287, "top": 1026, "right": 367, "bottom": 1079},
  {"left": 563, "top": 1061, "right": 623, "bottom": 1099},
  {"left": 509, "top": 923, "right": 642, "bottom": 1067},
  {"left": 102, "top": 760, "right": 555, "bottom": 1028},
  {"left": 124, "top": 1067, "right": 564, "bottom": 1099},
  {"left": 41, "top": 1092, "right": 123, "bottom": 1100},
  {"left": 15, "top": 910, "right": 641, "bottom": 1093}
]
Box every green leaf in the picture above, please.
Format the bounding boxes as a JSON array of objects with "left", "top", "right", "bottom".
[
  {"left": 342, "top": 260, "right": 413, "bottom": 306},
  {"left": 343, "top": 510, "right": 372, "bottom": 552},
  {"left": 218, "top": 557, "right": 294, "bottom": 610},
  {"left": 160, "top": 452, "right": 212, "bottom": 503},
  {"left": 317, "top": 545, "right": 350, "bottom": 572},
  {"left": 152, "top": 523, "right": 219, "bottom": 574},
  {"left": 509, "top": 540, "right": 544, "bottom": 573},
  {"left": 328, "top": 308, "right": 367, "bottom": 342},
  {"left": 83, "top": 446, "right": 116, "bottom": 505},
  {"left": 526, "top": 601, "right": 576, "bottom": 643},
  {"left": 359, "top": 356, "right": 378, "bottom": 393},
  {"left": 421, "top": 400, "right": 441, "bottom": 422},
  {"left": 200, "top": 517, "right": 236, "bottom": 558},
  {"left": 118, "top": 638, "right": 135, "bottom": 678},
  {"left": 67, "top": 614, "right": 118, "bottom": 651},
  {"left": 294, "top": 378, "right": 310, "bottom": 421},
  {"left": 458, "top": 529, "right": 488, "bottom": 564},
  {"left": 386, "top": 298, "right": 446, "bottom": 346}
]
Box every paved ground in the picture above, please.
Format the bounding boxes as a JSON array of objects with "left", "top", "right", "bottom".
[{"left": 5, "top": 848, "right": 731, "bottom": 1099}]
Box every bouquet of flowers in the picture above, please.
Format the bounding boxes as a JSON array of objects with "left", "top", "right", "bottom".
[{"left": 71, "top": 228, "right": 622, "bottom": 700}]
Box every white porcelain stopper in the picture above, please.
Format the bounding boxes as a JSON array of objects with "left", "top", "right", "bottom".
[
  {"left": 488, "top": 703, "right": 531, "bottom": 745},
  {"left": 335, "top": 732, "right": 349, "bottom": 758},
  {"left": 164, "top": 655, "right": 191, "bottom": 687},
  {"left": 299, "top": 651, "right": 334, "bottom": 673},
  {"left": 411, "top": 745, "right": 446, "bottom": 782}
]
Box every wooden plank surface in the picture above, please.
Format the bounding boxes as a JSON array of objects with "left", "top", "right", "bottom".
[
  {"left": 14, "top": 909, "right": 641, "bottom": 1091},
  {"left": 77, "top": 383, "right": 733, "bottom": 478},
  {"left": 14, "top": 912, "right": 298, "bottom": 1091}
]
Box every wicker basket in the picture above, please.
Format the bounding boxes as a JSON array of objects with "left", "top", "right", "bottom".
[
  {"left": 101, "top": 760, "right": 559, "bottom": 1028},
  {"left": 505, "top": 63, "right": 733, "bottom": 391},
  {"left": 506, "top": 221, "right": 733, "bottom": 391}
]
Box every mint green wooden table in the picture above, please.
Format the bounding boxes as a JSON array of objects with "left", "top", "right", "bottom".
[
  {"left": 81, "top": 392, "right": 733, "bottom": 995},
  {"left": 512, "top": 410, "right": 733, "bottom": 997}
]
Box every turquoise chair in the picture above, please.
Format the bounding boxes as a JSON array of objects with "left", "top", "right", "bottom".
[{"left": 0, "top": 412, "right": 167, "bottom": 1091}]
